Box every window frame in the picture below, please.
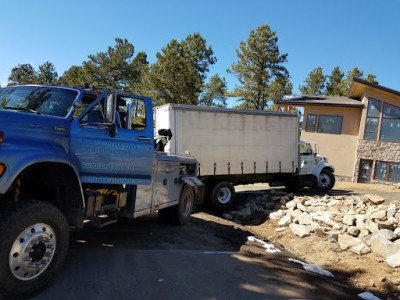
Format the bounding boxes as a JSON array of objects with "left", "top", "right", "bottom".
[
  {"left": 364, "top": 98, "right": 382, "bottom": 140},
  {"left": 379, "top": 102, "right": 400, "bottom": 142},
  {"left": 305, "top": 114, "right": 317, "bottom": 132},
  {"left": 316, "top": 115, "right": 343, "bottom": 134},
  {"left": 374, "top": 160, "right": 400, "bottom": 182}
]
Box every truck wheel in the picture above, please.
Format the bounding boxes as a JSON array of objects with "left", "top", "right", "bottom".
[
  {"left": 211, "top": 181, "right": 235, "bottom": 211},
  {"left": 0, "top": 200, "right": 69, "bottom": 298},
  {"left": 159, "top": 186, "right": 194, "bottom": 225},
  {"left": 316, "top": 169, "right": 335, "bottom": 191}
]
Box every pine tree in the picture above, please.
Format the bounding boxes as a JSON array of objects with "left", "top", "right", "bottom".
[{"left": 228, "top": 24, "right": 289, "bottom": 110}]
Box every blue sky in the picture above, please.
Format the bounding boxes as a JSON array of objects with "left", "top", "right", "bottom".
[{"left": 1, "top": 0, "right": 399, "bottom": 107}]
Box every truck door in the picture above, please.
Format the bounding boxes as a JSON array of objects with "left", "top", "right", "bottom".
[
  {"left": 299, "top": 142, "right": 315, "bottom": 175},
  {"left": 69, "top": 93, "right": 154, "bottom": 185}
]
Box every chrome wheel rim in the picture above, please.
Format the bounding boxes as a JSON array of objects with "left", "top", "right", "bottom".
[
  {"left": 9, "top": 223, "right": 56, "bottom": 280},
  {"left": 217, "top": 187, "right": 232, "bottom": 204}
]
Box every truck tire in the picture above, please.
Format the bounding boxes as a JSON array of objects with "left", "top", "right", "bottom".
[
  {"left": 316, "top": 169, "right": 335, "bottom": 192},
  {"left": 158, "top": 186, "right": 194, "bottom": 225},
  {"left": 0, "top": 199, "right": 69, "bottom": 298},
  {"left": 211, "top": 181, "right": 235, "bottom": 211}
]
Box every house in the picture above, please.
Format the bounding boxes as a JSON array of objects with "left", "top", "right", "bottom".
[{"left": 277, "top": 78, "right": 400, "bottom": 184}]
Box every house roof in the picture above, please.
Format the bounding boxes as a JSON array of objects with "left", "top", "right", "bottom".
[
  {"left": 348, "top": 78, "right": 400, "bottom": 99},
  {"left": 276, "top": 95, "right": 364, "bottom": 108}
]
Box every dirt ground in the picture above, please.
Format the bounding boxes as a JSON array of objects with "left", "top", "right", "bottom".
[{"left": 234, "top": 182, "right": 400, "bottom": 299}]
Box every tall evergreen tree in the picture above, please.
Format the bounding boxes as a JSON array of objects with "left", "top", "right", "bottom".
[
  {"left": 37, "top": 61, "right": 58, "bottom": 83},
  {"left": 200, "top": 74, "right": 228, "bottom": 107},
  {"left": 60, "top": 38, "right": 147, "bottom": 90},
  {"left": 365, "top": 74, "right": 379, "bottom": 85},
  {"left": 149, "top": 33, "right": 216, "bottom": 105},
  {"left": 59, "top": 66, "right": 86, "bottom": 86},
  {"left": 228, "top": 24, "right": 289, "bottom": 110},
  {"left": 325, "top": 66, "right": 347, "bottom": 96},
  {"left": 8, "top": 64, "right": 37, "bottom": 83},
  {"left": 299, "top": 67, "right": 326, "bottom": 95}
]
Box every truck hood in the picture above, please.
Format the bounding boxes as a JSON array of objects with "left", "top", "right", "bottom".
[{"left": 0, "top": 110, "right": 71, "bottom": 153}]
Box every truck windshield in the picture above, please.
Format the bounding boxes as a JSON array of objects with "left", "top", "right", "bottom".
[{"left": 0, "top": 86, "right": 79, "bottom": 117}]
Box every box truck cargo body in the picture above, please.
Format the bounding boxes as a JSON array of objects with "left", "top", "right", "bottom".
[
  {"left": 155, "top": 104, "right": 299, "bottom": 177},
  {"left": 154, "top": 104, "right": 335, "bottom": 211}
]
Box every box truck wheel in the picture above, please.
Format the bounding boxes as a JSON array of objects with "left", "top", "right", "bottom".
[
  {"left": 211, "top": 181, "right": 235, "bottom": 211},
  {"left": 158, "top": 186, "right": 194, "bottom": 225},
  {"left": 0, "top": 199, "right": 69, "bottom": 298},
  {"left": 316, "top": 169, "right": 335, "bottom": 191}
]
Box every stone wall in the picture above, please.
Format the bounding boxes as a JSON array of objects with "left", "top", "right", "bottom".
[
  {"left": 353, "top": 139, "right": 400, "bottom": 184},
  {"left": 335, "top": 175, "right": 353, "bottom": 182}
]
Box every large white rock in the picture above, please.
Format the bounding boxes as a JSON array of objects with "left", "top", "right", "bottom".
[
  {"left": 364, "top": 194, "right": 385, "bottom": 205},
  {"left": 343, "top": 215, "right": 356, "bottom": 226},
  {"left": 327, "top": 200, "right": 341, "bottom": 207},
  {"left": 312, "top": 211, "right": 341, "bottom": 229},
  {"left": 394, "top": 228, "right": 400, "bottom": 238},
  {"left": 338, "top": 234, "right": 371, "bottom": 255},
  {"left": 386, "top": 251, "right": 400, "bottom": 268},
  {"left": 370, "top": 210, "right": 387, "bottom": 221},
  {"left": 289, "top": 223, "right": 310, "bottom": 237},
  {"left": 307, "top": 222, "right": 328, "bottom": 233},
  {"left": 297, "top": 212, "right": 313, "bottom": 225},
  {"left": 269, "top": 210, "right": 285, "bottom": 220},
  {"left": 371, "top": 234, "right": 400, "bottom": 258},
  {"left": 297, "top": 203, "right": 308, "bottom": 212},
  {"left": 377, "top": 229, "right": 396, "bottom": 241},
  {"left": 278, "top": 214, "right": 292, "bottom": 226},
  {"left": 286, "top": 201, "right": 297, "bottom": 209},
  {"left": 291, "top": 209, "right": 302, "bottom": 220},
  {"left": 347, "top": 226, "right": 360, "bottom": 237},
  {"left": 366, "top": 219, "right": 379, "bottom": 233}
]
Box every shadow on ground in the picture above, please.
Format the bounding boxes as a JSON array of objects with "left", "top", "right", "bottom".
[{"left": 32, "top": 210, "right": 366, "bottom": 300}]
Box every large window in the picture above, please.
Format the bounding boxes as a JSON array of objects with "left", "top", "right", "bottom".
[
  {"left": 364, "top": 98, "right": 381, "bottom": 140},
  {"left": 305, "top": 114, "right": 317, "bottom": 132},
  {"left": 317, "top": 115, "right": 343, "bottom": 134},
  {"left": 364, "top": 98, "right": 400, "bottom": 142},
  {"left": 374, "top": 161, "right": 400, "bottom": 182},
  {"left": 380, "top": 103, "right": 400, "bottom": 142}
]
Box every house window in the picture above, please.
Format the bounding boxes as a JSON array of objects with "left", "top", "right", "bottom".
[
  {"left": 380, "top": 103, "right": 400, "bottom": 142},
  {"left": 389, "top": 163, "right": 400, "bottom": 182},
  {"left": 317, "top": 115, "right": 343, "bottom": 134},
  {"left": 374, "top": 161, "right": 388, "bottom": 181},
  {"left": 374, "top": 161, "right": 400, "bottom": 182},
  {"left": 364, "top": 98, "right": 381, "bottom": 140},
  {"left": 305, "top": 114, "right": 317, "bottom": 132}
]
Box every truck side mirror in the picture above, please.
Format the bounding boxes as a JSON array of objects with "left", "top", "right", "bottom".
[{"left": 104, "top": 94, "right": 117, "bottom": 138}]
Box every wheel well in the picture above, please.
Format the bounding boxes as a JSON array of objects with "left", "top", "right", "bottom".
[
  {"left": 322, "top": 167, "right": 334, "bottom": 174},
  {"left": 8, "top": 162, "right": 84, "bottom": 227}
]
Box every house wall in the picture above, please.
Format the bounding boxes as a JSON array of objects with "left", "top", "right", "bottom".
[
  {"left": 354, "top": 88, "right": 400, "bottom": 183},
  {"left": 301, "top": 106, "right": 362, "bottom": 179}
]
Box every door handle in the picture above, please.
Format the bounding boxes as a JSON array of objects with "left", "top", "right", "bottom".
[{"left": 136, "top": 136, "right": 151, "bottom": 142}]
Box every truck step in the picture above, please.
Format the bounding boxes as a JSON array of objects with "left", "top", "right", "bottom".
[{"left": 92, "top": 213, "right": 117, "bottom": 228}]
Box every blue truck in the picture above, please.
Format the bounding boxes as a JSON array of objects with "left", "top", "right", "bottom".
[{"left": 0, "top": 84, "right": 202, "bottom": 298}]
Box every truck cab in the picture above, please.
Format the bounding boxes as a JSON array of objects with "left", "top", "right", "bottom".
[
  {"left": 298, "top": 140, "right": 335, "bottom": 191},
  {"left": 0, "top": 84, "right": 201, "bottom": 298}
]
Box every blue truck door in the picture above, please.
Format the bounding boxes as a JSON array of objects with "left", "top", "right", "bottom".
[{"left": 69, "top": 93, "right": 154, "bottom": 185}]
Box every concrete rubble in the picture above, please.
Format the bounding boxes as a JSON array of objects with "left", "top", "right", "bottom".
[{"left": 223, "top": 190, "right": 400, "bottom": 268}]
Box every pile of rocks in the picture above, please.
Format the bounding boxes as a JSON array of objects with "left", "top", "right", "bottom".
[{"left": 223, "top": 190, "right": 400, "bottom": 268}]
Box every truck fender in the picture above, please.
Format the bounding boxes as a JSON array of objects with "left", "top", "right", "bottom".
[
  {"left": 180, "top": 176, "right": 204, "bottom": 192},
  {"left": 313, "top": 162, "right": 335, "bottom": 177},
  {"left": 0, "top": 147, "right": 85, "bottom": 209}
]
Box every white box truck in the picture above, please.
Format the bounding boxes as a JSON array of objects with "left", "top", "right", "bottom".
[{"left": 154, "top": 104, "right": 335, "bottom": 210}]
